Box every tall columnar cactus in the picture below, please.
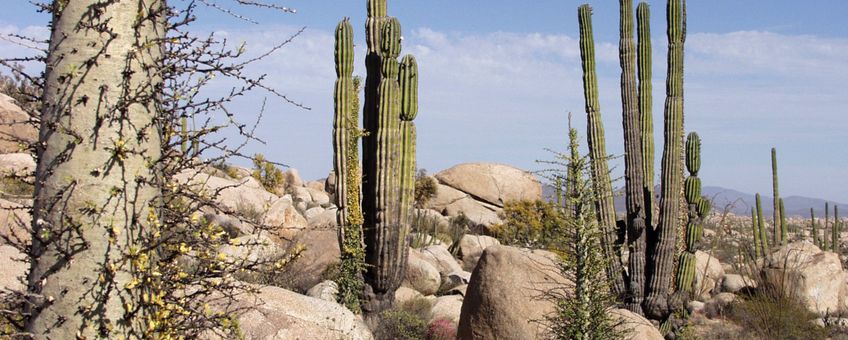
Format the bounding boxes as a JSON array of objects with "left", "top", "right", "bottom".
[
  {"left": 752, "top": 207, "right": 761, "bottom": 258},
  {"left": 618, "top": 0, "right": 649, "bottom": 313},
  {"left": 825, "top": 202, "right": 831, "bottom": 250},
  {"left": 362, "top": 0, "right": 387, "bottom": 236},
  {"left": 779, "top": 198, "right": 787, "bottom": 234},
  {"left": 811, "top": 208, "right": 819, "bottom": 247},
  {"left": 771, "top": 148, "right": 783, "bottom": 245},
  {"left": 398, "top": 54, "right": 418, "bottom": 230},
  {"left": 361, "top": 16, "right": 414, "bottom": 314},
  {"left": 756, "top": 193, "right": 769, "bottom": 255},
  {"left": 637, "top": 2, "right": 654, "bottom": 227},
  {"left": 578, "top": 4, "right": 627, "bottom": 298},
  {"left": 333, "top": 18, "right": 366, "bottom": 312},
  {"left": 835, "top": 205, "right": 841, "bottom": 252},
  {"left": 643, "top": 0, "right": 687, "bottom": 320},
  {"left": 579, "top": 0, "right": 690, "bottom": 320},
  {"left": 676, "top": 133, "right": 709, "bottom": 295}
]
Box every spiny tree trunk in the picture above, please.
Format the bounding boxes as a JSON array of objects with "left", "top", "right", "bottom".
[{"left": 27, "top": 0, "right": 165, "bottom": 337}]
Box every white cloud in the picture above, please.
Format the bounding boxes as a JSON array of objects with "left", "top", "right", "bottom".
[{"left": 1, "top": 22, "right": 845, "bottom": 202}]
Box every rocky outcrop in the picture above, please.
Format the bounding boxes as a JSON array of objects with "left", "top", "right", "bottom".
[
  {"left": 426, "top": 163, "right": 542, "bottom": 229},
  {"left": 0, "top": 244, "right": 26, "bottom": 293},
  {"left": 457, "top": 235, "right": 500, "bottom": 271},
  {"left": 222, "top": 285, "right": 372, "bottom": 340},
  {"left": 763, "top": 240, "right": 848, "bottom": 315},
  {"left": 435, "top": 163, "right": 542, "bottom": 208},
  {"left": 281, "top": 229, "right": 341, "bottom": 292},
  {"left": 609, "top": 309, "right": 664, "bottom": 340},
  {"left": 0, "top": 94, "right": 36, "bottom": 154},
  {"left": 458, "top": 245, "right": 569, "bottom": 340},
  {"left": 430, "top": 295, "right": 463, "bottom": 324},
  {"left": 694, "top": 250, "right": 725, "bottom": 301},
  {"left": 404, "top": 248, "right": 442, "bottom": 296}
]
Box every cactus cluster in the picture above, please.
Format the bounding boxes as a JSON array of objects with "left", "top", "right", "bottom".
[
  {"left": 577, "top": 0, "right": 689, "bottom": 320},
  {"left": 676, "top": 133, "right": 710, "bottom": 294},
  {"left": 331, "top": 1, "right": 420, "bottom": 315},
  {"left": 364, "top": 0, "right": 420, "bottom": 314}
]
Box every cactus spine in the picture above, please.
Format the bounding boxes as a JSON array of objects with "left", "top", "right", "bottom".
[
  {"left": 677, "top": 132, "right": 708, "bottom": 295},
  {"left": 578, "top": 4, "right": 627, "bottom": 298},
  {"left": 771, "top": 148, "right": 783, "bottom": 245},
  {"left": 333, "top": 18, "right": 366, "bottom": 312}
]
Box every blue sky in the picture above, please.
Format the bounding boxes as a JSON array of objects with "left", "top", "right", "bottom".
[{"left": 2, "top": 1, "right": 847, "bottom": 203}]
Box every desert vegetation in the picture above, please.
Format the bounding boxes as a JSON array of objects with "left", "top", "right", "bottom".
[{"left": 0, "top": 0, "right": 843, "bottom": 339}]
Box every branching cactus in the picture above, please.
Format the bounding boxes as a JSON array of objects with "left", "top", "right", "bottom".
[
  {"left": 578, "top": 0, "right": 689, "bottom": 320},
  {"left": 361, "top": 16, "right": 412, "bottom": 314},
  {"left": 676, "top": 133, "right": 709, "bottom": 295},
  {"left": 333, "top": 18, "right": 367, "bottom": 312}
]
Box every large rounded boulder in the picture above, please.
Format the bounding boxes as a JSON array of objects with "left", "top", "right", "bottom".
[
  {"left": 435, "top": 163, "right": 541, "bottom": 208},
  {"left": 457, "top": 245, "right": 570, "bottom": 339}
]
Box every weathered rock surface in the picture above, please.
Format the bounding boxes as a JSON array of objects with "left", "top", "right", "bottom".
[
  {"left": 0, "top": 94, "right": 36, "bottom": 154},
  {"left": 263, "top": 196, "right": 308, "bottom": 242},
  {"left": 306, "top": 280, "right": 339, "bottom": 303},
  {"left": 282, "top": 229, "right": 341, "bottom": 292},
  {"left": 224, "top": 285, "right": 372, "bottom": 340},
  {"left": 763, "top": 240, "right": 848, "bottom": 315},
  {"left": 458, "top": 245, "right": 569, "bottom": 340},
  {"left": 0, "top": 153, "right": 34, "bottom": 176},
  {"left": 694, "top": 250, "right": 725, "bottom": 301},
  {"left": 430, "top": 295, "right": 463, "bottom": 324},
  {"left": 175, "top": 170, "right": 278, "bottom": 214},
  {"left": 394, "top": 286, "right": 423, "bottom": 305},
  {"left": 435, "top": 163, "right": 541, "bottom": 208},
  {"left": 0, "top": 198, "right": 30, "bottom": 243},
  {"left": 609, "top": 308, "right": 664, "bottom": 340},
  {"left": 403, "top": 248, "right": 441, "bottom": 296},
  {"left": 0, "top": 244, "right": 26, "bottom": 293},
  {"left": 419, "top": 244, "right": 463, "bottom": 277},
  {"left": 721, "top": 273, "right": 756, "bottom": 293},
  {"left": 457, "top": 235, "right": 500, "bottom": 271}
]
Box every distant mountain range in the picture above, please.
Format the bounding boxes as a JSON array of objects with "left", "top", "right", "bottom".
[{"left": 542, "top": 184, "right": 846, "bottom": 218}]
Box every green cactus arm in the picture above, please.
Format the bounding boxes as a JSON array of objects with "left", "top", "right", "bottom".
[
  {"left": 637, "top": 1, "right": 655, "bottom": 227},
  {"left": 756, "top": 193, "right": 769, "bottom": 255},
  {"left": 752, "top": 206, "right": 761, "bottom": 258},
  {"left": 578, "top": 3, "right": 627, "bottom": 298},
  {"left": 771, "top": 148, "right": 782, "bottom": 245},
  {"left": 644, "top": 0, "right": 687, "bottom": 320},
  {"left": 399, "top": 55, "right": 418, "bottom": 121}
]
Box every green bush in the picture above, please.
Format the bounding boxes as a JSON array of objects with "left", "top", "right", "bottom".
[
  {"left": 251, "top": 153, "right": 285, "bottom": 194},
  {"left": 373, "top": 298, "right": 432, "bottom": 340},
  {"left": 729, "top": 281, "right": 828, "bottom": 339},
  {"left": 490, "top": 199, "right": 565, "bottom": 249},
  {"left": 414, "top": 169, "right": 438, "bottom": 208}
]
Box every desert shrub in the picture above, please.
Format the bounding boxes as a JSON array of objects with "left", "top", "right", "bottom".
[
  {"left": 410, "top": 210, "right": 470, "bottom": 249},
  {"left": 373, "top": 298, "right": 432, "bottom": 340},
  {"left": 0, "top": 175, "right": 33, "bottom": 198},
  {"left": 235, "top": 201, "right": 264, "bottom": 225},
  {"left": 426, "top": 318, "right": 457, "bottom": 340},
  {"left": 729, "top": 285, "right": 827, "bottom": 340},
  {"left": 252, "top": 153, "right": 285, "bottom": 194},
  {"left": 490, "top": 199, "right": 565, "bottom": 249},
  {"left": 414, "top": 169, "right": 438, "bottom": 208}
]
